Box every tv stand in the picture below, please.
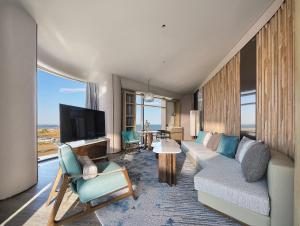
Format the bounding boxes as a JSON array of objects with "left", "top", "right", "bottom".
[{"left": 46, "top": 137, "right": 109, "bottom": 206}]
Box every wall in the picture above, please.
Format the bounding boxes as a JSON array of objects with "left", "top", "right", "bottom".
[
  {"left": 256, "top": 0, "right": 294, "bottom": 159},
  {"left": 294, "top": 0, "right": 300, "bottom": 224},
  {"left": 203, "top": 54, "right": 241, "bottom": 136},
  {"left": 0, "top": 3, "right": 37, "bottom": 199},
  {"left": 88, "top": 73, "right": 120, "bottom": 153},
  {"left": 180, "top": 95, "right": 193, "bottom": 140},
  {"left": 112, "top": 74, "right": 122, "bottom": 153}
]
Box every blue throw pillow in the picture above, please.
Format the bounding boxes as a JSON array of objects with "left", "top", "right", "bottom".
[
  {"left": 216, "top": 135, "right": 239, "bottom": 158},
  {"left": 195, "top": 131, "right": 206, "bottom": 144}
]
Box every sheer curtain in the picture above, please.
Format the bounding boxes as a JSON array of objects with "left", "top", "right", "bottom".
[{"left": 85, "top": 82, "right": 99, "bottom": 110}]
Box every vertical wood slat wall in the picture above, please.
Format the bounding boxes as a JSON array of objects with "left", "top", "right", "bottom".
[
  {"left": 256, "top": 0, "right": 294, "bottom": 159},
  {"left": 203, "top": 53, "right": 240, "bottom": 136}
]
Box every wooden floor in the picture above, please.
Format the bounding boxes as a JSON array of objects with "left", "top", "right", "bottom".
[{"left": 0, "top": 159, "right": 99, "bottom": 225}]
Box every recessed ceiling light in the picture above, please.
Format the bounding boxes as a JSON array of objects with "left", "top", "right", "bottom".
[{"left": 161, "top": 24, "right": 166, "bottom": 28}]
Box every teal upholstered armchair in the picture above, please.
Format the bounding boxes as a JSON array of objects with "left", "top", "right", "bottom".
[
  {"left": 121, "top": 130, "right": 140, "bottom": 151},
  {"left": 47, "top": 144, "right": 135, "bottom": 226}
]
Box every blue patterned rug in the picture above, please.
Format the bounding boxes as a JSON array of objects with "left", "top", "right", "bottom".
[{"left": 95, "top": 150, "right": 241, "bottom": 226}]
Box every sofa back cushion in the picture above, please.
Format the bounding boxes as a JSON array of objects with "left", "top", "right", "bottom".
[
  {"left": 206, "top": 133, "right": 222, "bottom": 151},
  {"left": 216, "top": 135, "right": 239, "bottom": 158},
  {"left": 58, "top": 144, "right": 82, "bottom": 176},
  {"left": 241, "top": 143, "right": 270, "bottom": 182},
  {"left": 202, "top": 132, "right": 212, "bottom": 146},
  {"left": 235, "top": 136, "right": 257, "bottom": 163},
  {"left": 195, "top": 131, "right": 206, "bottom": 144}
]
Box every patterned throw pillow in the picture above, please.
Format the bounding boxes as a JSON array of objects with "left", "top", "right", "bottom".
[
  {"left": 195, "top": 131, "right": 206, "bottom": 144},
  {"left": 216, "top": 135, "right": 239, "bottom": 158}
]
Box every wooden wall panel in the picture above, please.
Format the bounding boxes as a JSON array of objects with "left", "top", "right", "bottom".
[
  {"left": 257, "top": 0, "right": 294, "bottom": 159},
  {"left": 203, "top": 53, "right": 240, "bottom": 136}
]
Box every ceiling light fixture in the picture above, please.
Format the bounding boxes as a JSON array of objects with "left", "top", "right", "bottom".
[{"left": 144, "top": 79, "right": 154, "bottom": 102}]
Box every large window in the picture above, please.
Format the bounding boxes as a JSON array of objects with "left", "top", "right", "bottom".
[
  {"left": 135, "top": 94, "right": 166, "bottom": 132},
  {"left": 37, "top": 69, "right": 86, "bottom": 158}
]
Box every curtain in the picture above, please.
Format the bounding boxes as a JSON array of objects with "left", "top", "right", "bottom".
[{"left": 85, "top": 82, "right": 99, "bottom": 110}]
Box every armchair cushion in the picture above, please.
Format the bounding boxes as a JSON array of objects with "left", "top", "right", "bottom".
[
  {"left": 76, "top": 161, "right": 128, "bottom": 203},
  {"left": 58, "top": 145, "right": 82, "bottom": 176},
  {"left": 122, "top": 131, "right": 139, "bottom": 144}
]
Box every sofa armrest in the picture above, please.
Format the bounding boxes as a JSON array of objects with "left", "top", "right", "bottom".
[{"left": 267, "top": 151, "right": 294, "bottom": 226}]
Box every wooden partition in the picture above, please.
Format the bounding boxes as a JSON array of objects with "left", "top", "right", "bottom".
[
  {"left": 202, "top": 0, "right": 294, "bottom": 158},
  {"left": 256, "top": 0, "right": 294, "bottom": 159},
  {"left": 203, "top": 53, "right": 240, "bottom": 136}
]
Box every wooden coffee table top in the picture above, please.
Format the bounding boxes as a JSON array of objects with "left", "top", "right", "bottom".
[{"left": 152, "top": 139, "right": 181, "bottom": 154}]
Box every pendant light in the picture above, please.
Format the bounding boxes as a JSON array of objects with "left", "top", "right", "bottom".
[{"left": 144, "top": 79, "right": 154, "bottom": 102}]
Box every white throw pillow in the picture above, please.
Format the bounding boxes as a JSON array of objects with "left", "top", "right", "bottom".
[
  {"left": 203, "top": 132, "right": 212, "bottom": 147},
  {"left": 77, "top": 155, "right": 98, "bottom": 180},
  {"left": 235, "top": 136, "right": 262, "bottom": 163},
  {"left": 236, "top": 140, "right": 255, "bottom": 163}
]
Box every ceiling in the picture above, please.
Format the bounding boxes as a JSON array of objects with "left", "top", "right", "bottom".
[{"left": 19, "top": 0, "right": 274, "bottom": 94}]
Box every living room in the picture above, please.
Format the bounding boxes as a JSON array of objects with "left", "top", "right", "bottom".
[{"left": 0, "top": 0, "right": 299, "bottom": 226}]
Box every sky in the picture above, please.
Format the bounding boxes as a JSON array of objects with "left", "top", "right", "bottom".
[{"left": 37, "top": 69, "right": 86, "bottom": 125}]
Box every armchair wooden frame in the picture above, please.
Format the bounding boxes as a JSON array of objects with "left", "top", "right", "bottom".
[
  {"left": 47, "top": 167, "right": 136, "bottom": 226},
  {"left": 46, "top": 155, "right": 109, "bottom": 206}
]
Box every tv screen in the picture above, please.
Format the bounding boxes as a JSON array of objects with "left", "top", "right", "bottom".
[{"left": 59, "top": 104, "right": 105, "bottom": 143}]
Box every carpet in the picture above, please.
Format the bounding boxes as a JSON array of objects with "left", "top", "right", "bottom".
[{"left": 95, "top": 150, "right": 241, "bottom": 226}]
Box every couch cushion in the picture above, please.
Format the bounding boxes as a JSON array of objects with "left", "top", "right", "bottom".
[
  {"left": 216, "top": 135, "right": 239, "bottom": 158},
  {"left": 241, "top": 143, "right": 271, "bottom": 182},
  {"left": 76, "top": 161, "right": 128, "bottom": 203},
  {"left": 206, "top": 133, "right": 222, "bottom": 151},
  {"left": 203, "top": 132, "right": 212, "bottom": 146},
  {"left": 181, "top": 141, "right": 222, "bottom": 168},
  {"left": 195, "top": 131, "right": 206, "bottom": 144},
  {"left": 235, "top": 136, "right": 254, "bottom": 163},
  {"left": 194, "top": 158, "right": 270, "bottom": 216}
]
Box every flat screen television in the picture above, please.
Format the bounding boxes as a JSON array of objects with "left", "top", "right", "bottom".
[{"left": 59, "top": 104, "right": 105, "bottom": 143}]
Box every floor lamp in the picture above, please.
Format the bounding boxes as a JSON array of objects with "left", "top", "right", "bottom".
[{"left": 190, "top": 110, "right": 200, "bottom": 138}]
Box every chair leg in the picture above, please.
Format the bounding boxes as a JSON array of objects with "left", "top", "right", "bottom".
[
  {"left": 122, "top": 169, "right": 136, "bottom": 200},
  {"left": 47, "top": 175, "right": 69, "bottom": 226},
  {"left": 46, "top": 167, "right": 62, "bottom": 206}
]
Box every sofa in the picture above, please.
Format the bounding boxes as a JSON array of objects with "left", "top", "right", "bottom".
[{"left": 181, "top": 140, "right": 294, "bottom": 226}]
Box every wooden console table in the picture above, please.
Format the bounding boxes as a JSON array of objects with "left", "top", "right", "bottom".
[
  {"left": 46, "top": 137, "right": 109, "bottom": 205},
  {"left": 152, "top": 139, "right": 181, "bottom": 186}
]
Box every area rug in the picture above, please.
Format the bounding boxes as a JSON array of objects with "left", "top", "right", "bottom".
[{"left": 96, "top": 150, "right": 241, "bottom": 226}]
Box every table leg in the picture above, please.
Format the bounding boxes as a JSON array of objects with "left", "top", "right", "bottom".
[{"left": 158, "top": 153, "right": 176, "bottom": 186}]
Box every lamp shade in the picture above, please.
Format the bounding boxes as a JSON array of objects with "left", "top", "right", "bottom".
[{"left": 190, "top": 110, "right": 200, "bottom": 136}]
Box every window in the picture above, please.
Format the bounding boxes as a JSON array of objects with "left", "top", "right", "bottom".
[
  {"left": 241, "top": 91, "right": 256, "bottom": 138},
  {"left": 37, "top": 69, "right": 86, "bottom": 158},
  {"left": 135, "top": 95, "right": 166, "bottom": 131}
]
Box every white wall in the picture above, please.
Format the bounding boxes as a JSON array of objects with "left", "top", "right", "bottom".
[
  {"left": 0, "top": 3, "right": 37, "bottom": 199},
  {"left": 88, "top": 73, "right": 122, "bottom": 153},
  {"left": 112, "top": 74, "right": 122, "bottom": 153}
]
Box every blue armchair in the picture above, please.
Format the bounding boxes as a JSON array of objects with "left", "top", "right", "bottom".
[
  {"left": 48, "top": 144, "right": 135, "bottom": 226},
  {"left": 121, "top": 130, "right": 140, "bottom": 151}
]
